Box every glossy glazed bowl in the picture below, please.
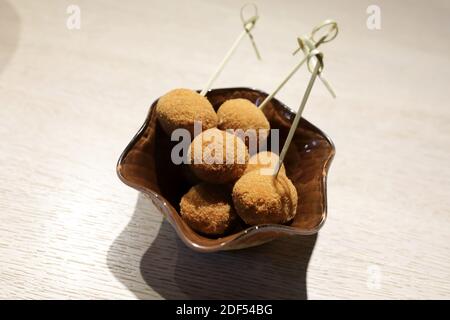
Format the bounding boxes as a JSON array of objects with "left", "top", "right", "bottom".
[{"left": 117, "top": 87, "right": 335, "bottom": 252}]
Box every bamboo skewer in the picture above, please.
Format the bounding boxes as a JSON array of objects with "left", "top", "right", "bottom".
[
  {"left": 257, "top": 54, "right": 310, "bottom": 111},
  {"left": 273, "top": 50, "right": 323, "bottom": 176},
  {"left": 200, "top": 3, "right": 261, "bottom": 96}
]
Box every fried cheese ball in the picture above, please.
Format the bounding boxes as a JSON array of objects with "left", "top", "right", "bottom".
[
  {"left": 188, "top": 128, "right": 248, "bottom": 184},
  {"left": 232, "top": 170, "right": 298, "bottom": 225},
  {"left": 180, "top": 183, "right": 237, "bottom": 236},
  {"left": 156, "top": 88, "right": 218, "bottom": 136},
  {"left": 217, "top": 98, "right": 270, "bottom": 147},
  {"left": 245, "top": 151, "right": 286, "bottom": 176}
]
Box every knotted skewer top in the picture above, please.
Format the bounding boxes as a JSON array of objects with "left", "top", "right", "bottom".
[{"left": 258, "top": 20, "right": 338, "bottom": 110}]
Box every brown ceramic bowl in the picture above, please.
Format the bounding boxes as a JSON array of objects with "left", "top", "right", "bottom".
[{"left": 117, "top": 87, "right": 335, "bottom": 252}]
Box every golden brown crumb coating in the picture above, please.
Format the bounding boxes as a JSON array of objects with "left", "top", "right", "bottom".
[
  {"left": 156, "top": 88, "right": 218, "bottom": 136},
  {"left": 180, "top": 183, "right": 237, "bottom": 235},
  {"left": 245, "top": 151, "right": 286, "bottom": 176},
  {"left": 232, "top": 171, "right": 298, "bottom": 225},
  {"left": 188, "top": 128, "right": 248, "bottom": 184},
  {"left": 217, "top": 99, "right": 270, "bottom": 145}
]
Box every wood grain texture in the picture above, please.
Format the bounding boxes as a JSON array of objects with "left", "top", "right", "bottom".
[{"left": 0, "top": 0, "right": 449, "bottom": 299}]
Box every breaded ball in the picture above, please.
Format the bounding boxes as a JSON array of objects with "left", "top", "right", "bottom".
[
  {"left": 156, "top": 88, "right": 218, "bottom": 136},
  {"left": 180, "top": 183, "right": 237, "bottom": 236},
  {"left": 217, "top": 99, "right": 270, "bottom": 147},
  {"left": 188, "top": 128, "right": 248, "bottom": 184},
  {"left": 245, "top": 151, "right": 286, "bottom": 176},
  {"left": 232, "top": 170, "right": 298, "bottom": 225}
]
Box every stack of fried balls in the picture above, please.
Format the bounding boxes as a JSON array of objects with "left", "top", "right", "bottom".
[{"left": 156, "top": 88, "right": 298, "bottom": 237}]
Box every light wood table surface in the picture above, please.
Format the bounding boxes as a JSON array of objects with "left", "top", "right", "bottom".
[{"left": 1, "top": 0, "right": 449, "bottom": 299}]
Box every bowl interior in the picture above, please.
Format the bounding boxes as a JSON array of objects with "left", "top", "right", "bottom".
[{"left": 117, "top": 87, "right": 335, "bottom": 251}]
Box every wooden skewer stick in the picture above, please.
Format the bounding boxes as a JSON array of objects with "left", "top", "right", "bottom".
[
  {"left": 258, "top": 20, "right": 338, "bottom": 111},
  {"left": 200, "top": 3, "right": 261, "bottom": 96},
  {"left": 273, "top": 50, "right": 323, "bottom": 176},
  {"left": 257, "top": 54, "right": 310, "bottom": 111}
]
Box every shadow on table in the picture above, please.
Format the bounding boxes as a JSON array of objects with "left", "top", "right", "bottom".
[
  {"left": 108, "top": 193, "right": 317, "bottom": 299},
  {"left": 0, "top": 0, "right": 21, "bottom": 74}
]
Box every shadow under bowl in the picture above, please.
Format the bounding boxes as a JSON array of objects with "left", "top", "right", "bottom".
[{"left": 117, "top": 87, "right": 335, "bottom": 252}]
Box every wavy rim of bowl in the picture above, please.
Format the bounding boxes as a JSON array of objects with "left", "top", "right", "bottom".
[{"left": 116, "top": 87, "right": 335, "bottom": 252}]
